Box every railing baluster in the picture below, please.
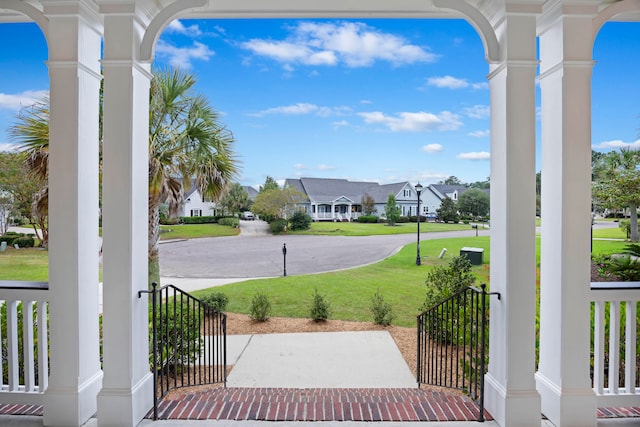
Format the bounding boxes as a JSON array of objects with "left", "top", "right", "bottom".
[
  {"left": 22, "top": 300, "right": 35, "bottom": 392},
  {"left": 593, "top": 301, "right": 605, "bottom": 394},
  {"left": 0, "top": 300, "right": 4, "bottom": 388},
  {"left": 624, "top": 300, "right": 636, "bottom": 394},
  {"left": 37, "top": 301, "right": 48, "bottom": 393},
  {"left": 608, "top": 301, "right": 620, "bottom": 393},
  {"left": 7, "top": 300, "right": 19, "bottom": 391}
]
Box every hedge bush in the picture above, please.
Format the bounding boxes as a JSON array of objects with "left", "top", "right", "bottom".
[
  {"left": 309, "top": 288, "right": 331, "bottom": 322},
  {"left": 357, "top": 215, "right": 379, "bottom": 223},
  {"left": 218, "top": 217, "right": 239, "bottom": 228},
  {"left": 13, "top": 237, "right": 35, "bottom": 248},
  {"left": 249, "top": 292, "right": 271, "bottom": 321},
  {"left": 289, "top": 211, "right": 312, "bottom": 231},
  {"left": 200, "top": 291, "right": 229, "bottom": 312},
  {"left": 269, "top": 219, "right": 288, "bottom": 234},
  {"left": 180, "top": 216, "right": 218, "bottom": 224},
  {"left": 370, "top": 290, "right": 394, "bottom": 326}
]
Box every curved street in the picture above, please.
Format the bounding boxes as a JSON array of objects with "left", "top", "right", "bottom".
[{"left": 159, "top": 220, "right": 490, "bottom": 279}]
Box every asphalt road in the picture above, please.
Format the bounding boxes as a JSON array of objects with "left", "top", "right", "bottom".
[{"left": 158, "top": 220, "right": 490, "bottom": 279}]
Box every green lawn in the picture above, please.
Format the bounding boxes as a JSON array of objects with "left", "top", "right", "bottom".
[
  {"left": 160, "top": 223, "right": 240, "bottom": 240},
  {"left": 592, "top": 225, "right": 628, "bottom": 240},
  {"left": 288, "top": 221, "right": 478, "bottom": 236},
  {"left": 193, "top": 236, "right": 491, "bottom": 328},
  {"left": 0, "top": 233, "right": 631, "bottom": 328},
  {"left": 0, "top": 248, "right": 49, "bottom": 281}
]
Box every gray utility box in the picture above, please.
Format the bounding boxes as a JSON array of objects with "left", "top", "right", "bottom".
[{"left": 460, "top": 247, "right": 484, "bottom": 265}]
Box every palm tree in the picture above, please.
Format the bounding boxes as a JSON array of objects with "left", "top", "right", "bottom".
[
  {"left": 148, "top": 69, "right": 239, "bottom": 284},
  {"left": 9, "top": 97, "right": 50, "bottom": 247}
]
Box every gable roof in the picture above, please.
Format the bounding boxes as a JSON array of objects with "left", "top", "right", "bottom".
[{"left": 285, "top": 177, "right": 409, "bottom": 204}]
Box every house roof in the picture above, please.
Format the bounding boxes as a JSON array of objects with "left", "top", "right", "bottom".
[
  {"left": 285, "top": 177, "right": 409, "bottom": 204},
  {"left": 243, "top": 185, "right": 259, "bottom": 200}
]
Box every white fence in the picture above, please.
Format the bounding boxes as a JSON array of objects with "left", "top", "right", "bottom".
[
  {"left": 590, "top": 282, "right": 639, "bottom": 407},
  {"left": 0, "top": 281, "right": 49, "bottom": 405}
]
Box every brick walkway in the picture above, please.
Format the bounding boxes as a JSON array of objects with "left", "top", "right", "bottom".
[{"left": 1, "top": 388, "right": 639, "bottom": 422}]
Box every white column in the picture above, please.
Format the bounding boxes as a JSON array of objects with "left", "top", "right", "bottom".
[
  {"left": 483, "top": 11, "right": 541, "bottom": 427},
  {"left": 97, "top": 8, "right": 154, "bottom": 427},
  {"left": 536, "top": 7, "right": 597, "bottom": 426},
  {"left": 42, "top": 5, "right": 103, "bottom": 427}
]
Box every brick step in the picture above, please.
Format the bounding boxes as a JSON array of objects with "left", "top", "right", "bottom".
[{"left": 153, "top": 387, "right": 487, "bottom": 422}]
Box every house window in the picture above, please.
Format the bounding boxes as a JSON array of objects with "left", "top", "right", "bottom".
[
  {"left": 404, "top": 189, "right": 412, "bottom": 197},
  {"left": 190, "top": 209, "right": 202, "bottom": 217}
]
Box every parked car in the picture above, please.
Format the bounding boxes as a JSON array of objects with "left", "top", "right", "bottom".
[
  {"left": 425, "top": 212, "right": 438, "bottom": 221},
  {"left": 241, "top": 211, "right": 255, "bottom": 220}
]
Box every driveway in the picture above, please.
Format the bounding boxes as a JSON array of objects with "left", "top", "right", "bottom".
[{"left": 159, "top": 221, "right": 490, "bottom": 279}]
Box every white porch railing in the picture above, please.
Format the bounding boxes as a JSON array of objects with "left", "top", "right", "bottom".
[
  {"left": 0, "top": 281, "right": 49, "bottom": 405},
  {"left": 590, "top": 282, "right": 639, "bottom": 407}
]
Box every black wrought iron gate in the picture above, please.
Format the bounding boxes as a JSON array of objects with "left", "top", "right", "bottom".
[
  {"left": 140, "top": 282, "right": 227, "bottom": 419},
  {"left": 417, "top": 284, "right": 498, "bottom": 422}
]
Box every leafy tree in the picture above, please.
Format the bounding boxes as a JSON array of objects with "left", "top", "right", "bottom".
[
  {"left": 457, "top": 188, "right": 490, "bottom": 217},
  {"left": 7, "top": 100, "right": 51, "bottom": 246},
  {"left": 218, "top": 183, "right": 251, "bottom": 217},
  {"left": 361, "top": 193, "right": 376, "bottom": 215},
  {"left": 384, "top": 193, "right": 401, "bottom": 226},
  {"left": 436, "top": 197, "right": 459, "bottom": 223},
  {"left": 592, "top": 148, "right": 640, "bottom": 242},
  {"left": 468, "top": 177, "right": 490, "bottom": 190},
  {"left": 148, "top": 69, "right": 239, "bottom": 284},
  {"left": 439, "top": 176, "right": 463, "bottom": 185},
  {"left": 252, "top": 187, "right": 301, "bottom": 222},
  {"left": 259, "top": 176, "right": 279, "bottom": 193}
]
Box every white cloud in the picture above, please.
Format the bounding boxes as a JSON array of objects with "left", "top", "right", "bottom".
[
  {"left": 252, "top": 103, "right": 350, "bottom": 118},
  {"left": 427, "top": 75, "right": 469, "bottom": 89},
  {"left": 155, "top": 40, "right": 214, "bottom": 70},
  {"left": 468, "top": 130, "right": 490, "bottom": 138},
  {"left": 358, "top": 111, "right": 462, "bottom": 132},
  {"left": 293, "top": 163, "right": 307, "bottom": 170},
  {"left": 422, "top": 144, "right": 443, "bottom": 153},
  {"left": 458, "top": 151, "right": 490, "bottom": 160},
  {"left": 317, "top": 164, "right": 336, "bottom": 171},
  {"left": 166, "top": 20, "right": 202, "bottom": 37},
  {"left": 332, "top": 120, "right": 349, "bottom": 129},
  {"left": 241, "top": 21, "right": 437, "bottom": 69},
  {"left": 463, "top": 105, "right": 490, "bottom": 119},
  {"left": 592, "top": 139, "right": 640, "bottom": 150},
  {"left": 425, "top": 76, "right": 488, "bottom": 91},
  {"left": 0, "top": 142, "right": 19, "bottom": 152},
  {"left": 0, "top": 90, "right": 48, "bottom": 111}
]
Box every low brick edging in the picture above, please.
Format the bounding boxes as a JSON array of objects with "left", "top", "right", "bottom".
[{"left": 152, "top": 387, "right": 489, "bottom": 422}]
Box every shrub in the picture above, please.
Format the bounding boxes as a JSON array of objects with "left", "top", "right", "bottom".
[
  {"left": 249, "top": 292, "right": 271, "bottom": 321},
  {"left": 181, "top": 215, "right": 218, "bottom": 224},
  {"left": 607, "top": 255, "right": 640, "bottom": 281},
  {"left": 160, "top": 217, "right": 181, "bottom": 225},
  {"left": 289, "top": 211, "right": 312, "bottom": 231},
  {"left": 370, "top": 290, "right": 394, "bottom": 326},
  {"left": 200, "top": 291, "right": 229, "bottom": 312},
  {"left": 396, "top": 216, "right": 410, "bottom": 223},
  {"left": 149, "top": 302, "right": 203, "bottom": 374},
  {"left": 422, "top": 255, "right": 476, "bottom": 311},
  {"left": 269, "top": 219, "right": 288, "bottom": 234},
  {"left": 218, "top": 217, "right": 239, "bottom": 228},
  {"left": 0, "top": 234, "right": 19, "bottom": 245},
  {"left": 619, "top": 220, "right": 631, "bottom": 239},
  {"left": 13, "top": 237, "right": 35, "bottom": 248},
  {"left": 357, "top": 215, "right": 379, "bottom": 223},
  {"left": 309, "top": 288, "right": 331, "bottom": 322}
]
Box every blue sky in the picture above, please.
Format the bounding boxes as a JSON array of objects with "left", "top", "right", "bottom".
[{"left": 0, "top": 19, "right": 638, "bottom": 189}]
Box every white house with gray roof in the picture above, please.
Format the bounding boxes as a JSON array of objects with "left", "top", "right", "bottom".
[
  {"left": 179, "top": 184, "right": 258, "bottom": 217},
  {"left": 284, "top": 177, "right": 460, "bottom": 221}
]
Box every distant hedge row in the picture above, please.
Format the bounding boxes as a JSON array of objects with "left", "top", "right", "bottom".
[{"left": 0, "top": 232, "right": 36, "bottom": 248}]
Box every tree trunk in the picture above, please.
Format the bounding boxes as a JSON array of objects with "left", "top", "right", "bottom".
[
  {"left": 630, "top": 203, "right": 638, "bottom": 243},
  {"left": 148, "top": 198, "right": 161, "bottom": 287}
]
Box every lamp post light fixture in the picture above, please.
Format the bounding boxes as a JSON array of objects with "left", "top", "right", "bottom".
[{"left": 415, "top": 182, "right": 423, "bottom": 266}]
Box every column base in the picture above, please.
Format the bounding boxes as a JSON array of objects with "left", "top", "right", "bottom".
[
  {"left": 43, "top": 370, "right": 103, "bottom": 427},
  {"left": 97, "top": 372, "right": 154, "bottom": 427},
  {"left": 484, "top": 372, "right": 541, "bottom": 427},
  {"left": 536, "top": 371, "right": 597, "bottom": 427}
]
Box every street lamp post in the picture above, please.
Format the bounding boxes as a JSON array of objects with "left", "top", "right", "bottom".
[
  {"left": 282, "top": 243, "right": 287, "bottom": 277},
  {"left": 415, "top": 182, "right": 423, "bottom": 265}
]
